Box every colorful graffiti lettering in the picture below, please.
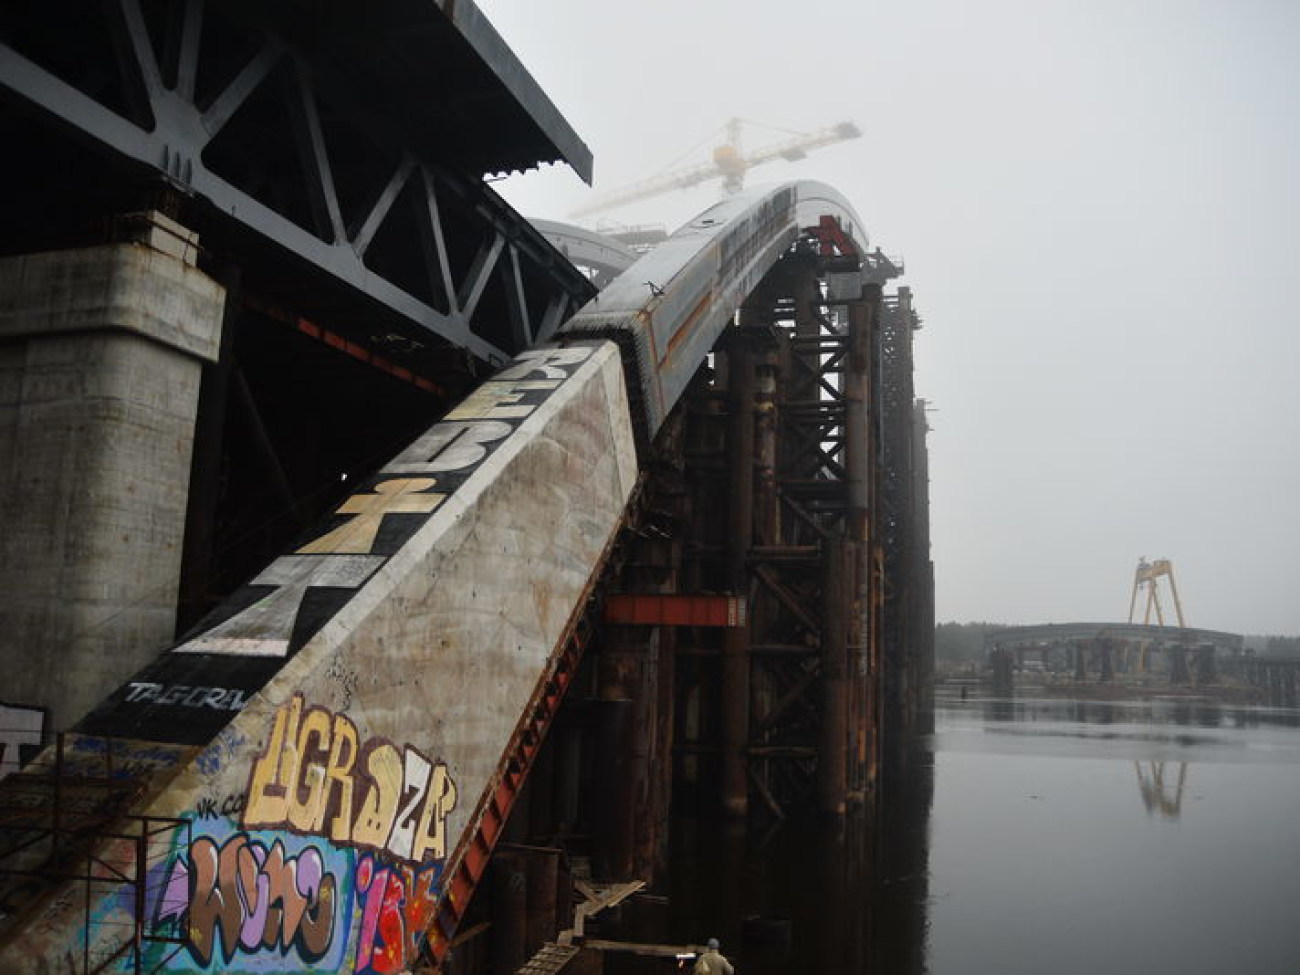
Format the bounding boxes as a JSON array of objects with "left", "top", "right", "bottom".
[
  {"left": 243, "top": 695, "right": 458, "bottom": 865},
  {"left": 155, "top": 831, "right": 349, "bottom": 970},
  {"left": 354, "top": 855, "right": 442, "bottom": 975},
  {"left": 147, "top": 822, "right": 445, "bottom": 973}
]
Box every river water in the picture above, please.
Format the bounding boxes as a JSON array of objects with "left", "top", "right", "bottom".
[
  {"left": 924, "top": 691, "right": 1300, "bottom": 975},
  {"left": 660, "top": 690, "right": 1300, "bottom": 975}
]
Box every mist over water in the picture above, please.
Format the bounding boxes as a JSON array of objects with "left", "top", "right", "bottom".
[
  {"left": 653, "top": 693, "right": 1300, "bottom": 975},
  {"left": 926, "top": 693, "right": 1300, "bottom": 975}
]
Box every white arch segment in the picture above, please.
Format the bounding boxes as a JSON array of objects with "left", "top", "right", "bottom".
[
  {"left": 531, "top": 218, "right": 639, "bottom": 291},
  {"left": 560, "top": 180, "right": 869, "bottom": 440}
]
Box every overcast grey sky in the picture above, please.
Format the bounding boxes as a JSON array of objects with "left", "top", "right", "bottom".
[{"left": 477, "top": 0, "right": 1300, "bottom": 635}]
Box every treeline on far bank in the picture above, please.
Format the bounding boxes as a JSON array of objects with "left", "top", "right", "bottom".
[{"left": 935, "top": 621, "right": 1300, "bottom": 664}]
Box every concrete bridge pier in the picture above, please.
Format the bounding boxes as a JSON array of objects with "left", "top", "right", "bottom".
[
  {"left": 0, "top": 213, "right": 224, "bottom": 731},
  {"left": 1097, "top": 638, "right": 1115, "bottom": 682},
  {"left": 1169, "top": 645, "right": 1192, "bottom": 685},
  {"left": 990, "top": 647, "right": 1015, "bottom": 694},
  {"left": 1194, "top": 644, "right": 1217, "bottom": 685}
]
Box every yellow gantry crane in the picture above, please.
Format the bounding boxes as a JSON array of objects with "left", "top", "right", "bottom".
[
  {"left": 569, "top": 117, "right": 861, "bottom": 219},
  {"left": 1128, "top": 557, "right": 1186, "bottom": 628},
  {"left": 1127, "top": 557, "right": 1186, "bottom": 674}
]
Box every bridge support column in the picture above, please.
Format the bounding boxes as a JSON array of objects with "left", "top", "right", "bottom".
[
  {"left": 818, "top": 537, "right": 850, "bottom": 815},
  {"left": 1168, "top": 645, "right": 1191, "bottom": 685},
  {"left": 990, "top": 647, "right": 1015, "bottom": 694},
  {"left": 844, "top": 289, "right": 876, "bottom": 799},
  {"left": 492, "top": 849, "right": 529, "bottom": 974},
  {"left": 721, "top": 335, "right": 755, "bottom": 818},
  {"left": 1097, "top": 638, "right": 1115, "bottom": 682},
  {"left": 596, "top": 626, "right": 659, "bottom": 880},
  {"left": 1194, "top": 645, "right": 1217, "bottom": 685},
  {"left": 0, "top": 213, "right": 224, "bottom": 730}
]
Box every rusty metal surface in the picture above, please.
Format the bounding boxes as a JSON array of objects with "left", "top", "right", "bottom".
[{"left": 603, "top": 594, "right": 746, "bottom": 628}]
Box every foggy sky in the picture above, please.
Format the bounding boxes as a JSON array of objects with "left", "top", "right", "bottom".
[{"left": 477, "top": 0, "right": 1300, "bottom": 635}]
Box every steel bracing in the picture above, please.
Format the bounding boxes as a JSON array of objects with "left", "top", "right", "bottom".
[
  {"left": 659, "top": 237, "right": 922, "bottom": 819},
  {"left": 0, "top": 4, "right": 934, "bottom": 965},
  {"left": 0, "top": 0, "right": 595, "bottom": 366}
]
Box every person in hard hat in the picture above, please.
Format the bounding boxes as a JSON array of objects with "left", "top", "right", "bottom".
[{"left": 693, "top": 938, "right": 734, "bottom": 975}]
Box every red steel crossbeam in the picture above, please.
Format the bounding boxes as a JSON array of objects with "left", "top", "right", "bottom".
[
  {"left": 603, "top": 593, "right": 747, "bottom": 628},
  {"left": 813, "top": 214, "right": 860, "bottom": 259}
]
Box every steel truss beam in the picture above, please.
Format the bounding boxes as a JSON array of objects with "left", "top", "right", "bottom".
[{"left": 0, "top": 0, "right": 594, "bottom": 365}]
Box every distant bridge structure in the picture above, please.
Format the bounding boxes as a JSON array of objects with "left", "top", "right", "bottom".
[
  {"left": 986, "top": 622, "right": 1245, "bottom": 652},
  {"left": 985, "top": 622, "right": 1247, "bottom": 689}
]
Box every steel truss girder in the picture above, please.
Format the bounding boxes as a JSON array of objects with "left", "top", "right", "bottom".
[{"left": 0, "top": 0, "right": 593, "bottom": 365}]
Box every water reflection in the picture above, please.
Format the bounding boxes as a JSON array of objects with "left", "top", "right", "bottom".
[
  {"left": 641, "top": 694, "right": 1300, "bottom": 974},
  {"left": 928, "top": 692, "right": 1300, "bottom": 975},
  {"left": 655, "top": 740, "right": 934, "bottom": 975},
  {"left": 968, "top": 689, "right": 1300, "bottom": 733},
  {"left": 1133, "top": 761, "right": 1188, "bottom": 819}
]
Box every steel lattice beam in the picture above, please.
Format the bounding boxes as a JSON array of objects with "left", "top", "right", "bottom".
[{"left": 0, "top": 0, "right": 595, "bottom": 365}]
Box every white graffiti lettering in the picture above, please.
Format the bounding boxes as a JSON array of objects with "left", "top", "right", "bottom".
[
  {"left": 493, "top": 346, "right": 593, "bottom": 381},
  {"left": 445, "top": 379, "right": 561, "bottom": 420},
  {"left": 173, "top": 554, "right": 385, "bottom": 658},
  {"left": 0, "top": 704, "right": 43, "bottom": 780},
  {"left": 124, "top": 683, "right": 249, "bottom": 710}
]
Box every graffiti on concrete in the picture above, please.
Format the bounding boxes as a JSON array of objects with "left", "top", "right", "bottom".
[
  {"left": 123, "top": 682, "right": 251, "bottom": 709},
  {"left": 77, "top": 345, "right": 599, "bottom": 745},
  {"left": 60, "top": 733, "right": 189, "bottom": 779},
  {"left": 156, "top": 832, "right": 341, "bottom": 968},
  {"left": 243, "top": 694, "right": 457, "bottom": 865},
  {"left": 0, "top": 703, "right": 44, "bottom": 780},
  {"left": 175, "top": 554, "right": 388, "bottom": 660},
  {"left": 195, "top": 793, "right": 248, "bottom": 821},
  {"left": 352, "top": 854, "right": 442, "bottom": 975},
  {"left": 148, "top": 818, "right": 446, "bottom": 972},
  {"left": 151, "top": 824, "right": 352, "bottom": 972},
  {"left": 182, "top": 346, "right": 597, "bottom": 663}
]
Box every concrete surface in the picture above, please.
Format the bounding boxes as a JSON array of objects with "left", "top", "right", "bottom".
[{"left": 0, "top": 221, "right": 224, "bottom": 731}]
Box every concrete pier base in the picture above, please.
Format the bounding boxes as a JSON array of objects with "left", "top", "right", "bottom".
[{"left": 0, "top": 214, "right": 224, "bottom": 730}]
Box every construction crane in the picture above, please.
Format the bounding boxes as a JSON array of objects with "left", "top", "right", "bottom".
[
  {"left": 1127, "top": 557, "right": 1186, "bottom": 674},
  {"left": 569, "top": 118, "right": 861, "bottom": 219},
  {"left": 1128, "top": 557, "right": 1186, "bottom": 628}
]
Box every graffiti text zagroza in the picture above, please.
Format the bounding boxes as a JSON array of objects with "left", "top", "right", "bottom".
[{"left": 242, "top": 694, "right": 457, "bottom": 865}]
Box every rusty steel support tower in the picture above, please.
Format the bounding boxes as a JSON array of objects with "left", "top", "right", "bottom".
[{"left": 624, "top": 238, "right": 926, "bottom": 824}]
